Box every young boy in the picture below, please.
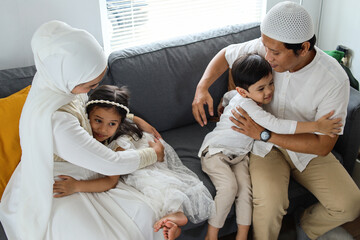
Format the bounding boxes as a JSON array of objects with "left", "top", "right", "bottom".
[{"left": 198, "top": 53, "right": 341, "bottom": 240}]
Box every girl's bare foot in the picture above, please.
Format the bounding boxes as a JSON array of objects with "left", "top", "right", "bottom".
[
  {"left": 153, "top": 211, "right": 188, "bottom": 232},
  {"left": 154, "top": 218, "right": 166, "bottom": 232},
  {"left": 154, "top": 212, "right": 188, "bottom": 239},
  {"left": 163, "top": 220, "right": 181, "bottom": 240}
]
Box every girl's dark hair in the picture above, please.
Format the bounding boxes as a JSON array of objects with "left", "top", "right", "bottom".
[
  {"left": 86, "top": 85, "right": 143, "bottom": 142},
  {"left": 231, "top": 54, "right": 272, "bottom": 91},
  {"left": 284, "top": 34, "right": 316, "bottom": 56}
]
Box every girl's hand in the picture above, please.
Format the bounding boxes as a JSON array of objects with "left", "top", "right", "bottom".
[
  {"left": 149, "top": 138, "right": 164, "bottom": 162},
  {"left": 133, "top": 116, "right": 162, "bottom": 139},
  {"left": 53, "top": 175, "right": 79, "bottom": 198},
  {"left": 316, "top": 111, "right": 342, "bottom": 137}
]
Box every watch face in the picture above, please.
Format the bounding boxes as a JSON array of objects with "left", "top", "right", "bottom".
[{"left": 261, "top": 130, "right": 270, "bottom": 141}]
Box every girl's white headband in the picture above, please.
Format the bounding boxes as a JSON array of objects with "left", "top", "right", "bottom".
[{"left": 86, "top": 100, "right": 130, "bottom": 114}]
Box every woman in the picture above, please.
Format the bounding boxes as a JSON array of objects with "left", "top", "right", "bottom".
[{"left": 0, "top": 20, "right": 164, "bottom": 240}]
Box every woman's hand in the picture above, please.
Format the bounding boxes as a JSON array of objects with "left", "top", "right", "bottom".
[
  {"left": 149, "top": 138, "right": 165, "bottom": 162},
  {"left": 53, "top": 175, "right": 79, "bottom": 198},
  {"left": 133, "top": 116, "right": 161, "bottom": 139},
  {"left": 316, "top": 111, "right": 342, "bottom": 137},
  {"left": 192, "top": 87, "right": 213, "bottom": 126},
  {"left": 229, "top": 106, "right": 265, "bottom": 140}
]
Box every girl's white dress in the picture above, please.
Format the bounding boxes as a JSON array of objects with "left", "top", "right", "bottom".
[{"left": 110, "top": 133, "right": 216, "bottom": 224}]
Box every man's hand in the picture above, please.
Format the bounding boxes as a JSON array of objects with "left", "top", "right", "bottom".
[
  {"left": 229, "top": 106, "right": 265, "bottom": 140},
  {"left": 149, "top": 138, "right": 164, "bottom": 162},
  {"left": 192, "top": 87, "right": 213, "bottom": 127},
  {"left": 191, "top": 48, "right": 229, "bottom": 126},
  {"left": 133, "top": 116, "right": 161, "bottom": 139}
]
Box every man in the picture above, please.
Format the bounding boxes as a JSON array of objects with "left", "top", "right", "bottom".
[{"left": 192, "top": 2, "right": 360, "bottom": 240}]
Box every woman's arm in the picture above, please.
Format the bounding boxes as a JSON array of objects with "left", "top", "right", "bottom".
[
  {"left": 53, "top": 175, "right": 120, "bottom": 198},
  {"left": 52, "top": 111, "right": 163, "bottom": 176}
]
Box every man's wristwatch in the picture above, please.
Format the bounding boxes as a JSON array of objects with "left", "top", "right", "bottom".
[{"left": 260, "top": 129, "right": 271, "bottom": 142}]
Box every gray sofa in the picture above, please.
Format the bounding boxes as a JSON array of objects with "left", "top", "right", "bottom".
[{"left": 1, "top": 22, "right": 360, "bottom": 240}]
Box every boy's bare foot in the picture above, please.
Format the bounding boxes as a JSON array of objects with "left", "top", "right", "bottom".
[{"left": 163, "top": 220, "right": 181, "bottom": 240}]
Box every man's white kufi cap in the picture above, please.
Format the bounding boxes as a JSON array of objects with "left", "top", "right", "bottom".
[{"left": 260, "top": 1, "right": 314, "bottom": 44}]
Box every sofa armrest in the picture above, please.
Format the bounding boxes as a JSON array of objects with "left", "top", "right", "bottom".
[{"left": 333, "top": 87, "right": 360, "bottom": 174}]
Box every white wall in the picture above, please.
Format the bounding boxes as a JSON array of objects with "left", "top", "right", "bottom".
[
  {"left": 0, "top": 0, "right": 106, "bottom": 70},
  {"left": 318, "top": 0, "right": 360, "bottom": 81},
  {"left": 1, "top": 0, "right": 359, "bottom": 82}
]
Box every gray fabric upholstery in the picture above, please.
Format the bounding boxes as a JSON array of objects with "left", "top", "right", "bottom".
[
  {"left": 0, "top": 65, "right": 36, "bottom": 98},
  {"left": 105, "top": 22, "right": 261, "bottom": 132},
  {"left": 334, "top": 87, "right": 360, "bottom": 174}
]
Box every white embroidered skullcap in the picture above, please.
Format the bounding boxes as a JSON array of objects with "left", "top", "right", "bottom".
[{"left": 260, "top": 1, "right": 314, "bottom": 44}]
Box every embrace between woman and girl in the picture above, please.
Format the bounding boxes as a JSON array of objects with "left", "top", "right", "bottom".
[
  {"left": 0, "top": 20, "right": 214, "bottom": 240},
  {"left": 1, "top": 2, "right": 360, "bottom": 240}
]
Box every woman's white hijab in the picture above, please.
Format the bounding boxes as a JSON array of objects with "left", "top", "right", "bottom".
[{"left": 0, "top": 20, "right": 107, "bottom": 239}]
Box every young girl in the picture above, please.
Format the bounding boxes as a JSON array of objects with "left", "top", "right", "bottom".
[{"left": 53, "top": 85, "right": 215, "bottom": 240}]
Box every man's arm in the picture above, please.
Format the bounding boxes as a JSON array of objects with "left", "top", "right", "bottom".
[
  {"left": 266, "top": 133, "right": 338, "bottom": 156},
  {"left": 192, "top": 48, "right": 229, "bottom": 126},
  {"left": 230, "top": 107, "right": 338, "bottom": 156},
  {"left": 192, "top": 38, "right": 264, "bottom": 126}
]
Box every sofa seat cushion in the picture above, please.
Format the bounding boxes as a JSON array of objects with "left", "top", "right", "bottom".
[
  {"left": 160, "top": 122, "right": 237, "bottom": 231},
  {"left": 161, "top": 122, "right": 217, "bottom": 196},
  {"left": 160, "top": 122, "right": 347, "bottom": 219}
]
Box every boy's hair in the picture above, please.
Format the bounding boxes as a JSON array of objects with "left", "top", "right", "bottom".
[
  {"left": 231, "top": 54, "right": 272, "bottom": 91},
  {"left": 86, "top": 85, "right": 143, "bottom": 142}
]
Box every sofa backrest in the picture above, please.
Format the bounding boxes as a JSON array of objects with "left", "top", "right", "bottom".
[
  {"left": 104, "top": 23, "right": 261, "bottom": 132},
  {"left": 0, "top": 66, "right": 36, "bottom": 98},
  {"left": 334, "top": 86, "right": 360, "bottom": 173}
]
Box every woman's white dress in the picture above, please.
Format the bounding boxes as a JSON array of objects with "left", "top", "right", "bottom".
[
  {"left": 45, "top": 95, "right": 163, "bottom": 240},
  {"left": 112, "top": 133, "right": 216, "bottom": 224},
  {"left": 50, "top": 161, "right": 163, "bottom": 240}
]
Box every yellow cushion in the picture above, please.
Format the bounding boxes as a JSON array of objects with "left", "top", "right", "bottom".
[{"left": 0, "top": 85, "right": 31, "bottom": 199}]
